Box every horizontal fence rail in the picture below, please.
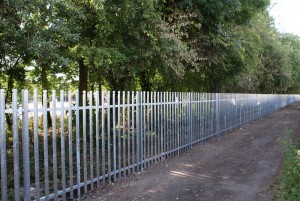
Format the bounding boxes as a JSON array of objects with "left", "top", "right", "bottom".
[{"left": 0, "top": 89, "right": 299, "bottom": 200}]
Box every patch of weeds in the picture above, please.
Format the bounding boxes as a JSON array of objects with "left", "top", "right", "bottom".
[{"left": 274, "top": 130, "right": 300, "bottom": 201}]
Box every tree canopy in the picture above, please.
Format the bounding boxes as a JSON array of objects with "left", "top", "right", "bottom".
[{"left": 1, "top": 0, "right": 300, "bottom": 94}]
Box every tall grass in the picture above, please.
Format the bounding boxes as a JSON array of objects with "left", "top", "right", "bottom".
[{"left": 275, "top": 130, "right": 300, "bottom": 201}]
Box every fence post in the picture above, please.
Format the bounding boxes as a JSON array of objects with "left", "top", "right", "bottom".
[
  {"left": 0, "top": 89, "right": 7, "bottom": 201},
  {"left": 33, "top": 90, "right": 40, "bottom": 200},
  {"left": 68, "top": 91, "right": 74, "bottom": 199},
  {"left": 189, "top": 93, "right": 192, "bottom": 148},
  {"left": 137, "top": 91, "right": 142, "bottom": 172},
  {"left": 12, "top": 89, "right": 20, "bottom": 201},
  {"left": 52, "top": 90, "right": 58, "bottom": 201},
  {"left": 75, "top": 90, "right": 81, "bottom": 198},
  {"left": 216, "top": 93, "right": 220, "bottom": 134},
  {"left": 43, "top": 90, "right": 49, "bottom": 199},
  {"left": 22, "top": 89, "right": 30, "bottom": 201}
]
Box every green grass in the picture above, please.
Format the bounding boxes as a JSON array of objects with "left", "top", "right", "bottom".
[{"left": 274, "top": 130, "right": 300, "bottom": 201}]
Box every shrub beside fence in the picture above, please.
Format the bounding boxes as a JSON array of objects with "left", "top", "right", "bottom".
[{"left": 0, "top": 89, "right": 299, "bottom": 200}]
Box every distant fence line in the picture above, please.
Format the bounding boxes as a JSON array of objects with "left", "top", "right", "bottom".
[{"left": 0, "top": 89, "right": 299, "bottom": 200}]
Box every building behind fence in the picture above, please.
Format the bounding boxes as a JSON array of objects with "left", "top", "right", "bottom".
[{"left": 0, "top": 89, "right": 299, "bottom": 200}]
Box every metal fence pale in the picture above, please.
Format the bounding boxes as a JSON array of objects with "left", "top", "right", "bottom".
[{"left": 0, "top": 90, "right": 299, "bottom": 200}]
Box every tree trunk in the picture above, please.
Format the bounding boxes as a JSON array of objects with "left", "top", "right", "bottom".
[
  {"left": 98, "top": 71, "right": 102, "bottom": 105},
  {"left": 78, "top": 59, "right": 88, "bottom": 137},
  {"left": 78, "top": 58, "right": 88, "bottom": 96},
  {"left": 5, "top": 71, "right": 13, "bottom": 128},
  {"left": 139, "top": 71, "right": 152, "bottom": 91}
]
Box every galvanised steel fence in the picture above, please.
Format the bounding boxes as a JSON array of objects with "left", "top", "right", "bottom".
[{"left": 0, "top": 89, "right": 299, "bottom": 200}]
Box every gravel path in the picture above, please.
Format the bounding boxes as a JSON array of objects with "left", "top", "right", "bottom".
[{"left": 83, "top": 102, "right": 300, "bottom": 201}]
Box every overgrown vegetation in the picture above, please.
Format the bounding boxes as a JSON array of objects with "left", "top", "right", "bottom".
[
  {"left": 1, "top": 0, "right": 300, "bottom": 95},
  {"left": 275, "top": 130, "right": 300, "bottom": 201}
]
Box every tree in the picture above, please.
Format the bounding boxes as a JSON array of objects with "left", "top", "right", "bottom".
[
  {"left": 0, "top": 1, "right": 28, "bottom": 100},
  {"left": 160, "top": 0, "right": 270, "bottom": 92},
  {"left": 2, "top": 0, "right": 300, "bottom": 96}
]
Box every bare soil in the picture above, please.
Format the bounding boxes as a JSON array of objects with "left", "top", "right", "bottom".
[{"left": 83, "top": 102, "right": 300, "bottom": 201}]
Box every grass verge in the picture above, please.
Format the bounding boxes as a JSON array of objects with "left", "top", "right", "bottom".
[{"left": 274, "top": 130, "right": 300, "bottom": 201}]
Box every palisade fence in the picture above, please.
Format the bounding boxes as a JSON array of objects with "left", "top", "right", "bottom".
[{"left": 0, "top": 89, "right": 299, "bottom": 200}]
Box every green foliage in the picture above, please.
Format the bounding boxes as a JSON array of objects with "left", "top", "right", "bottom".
[
  {"left": 1, "top": 0, "right": 300, "bottom": 94},
  {"left": 276, "top": 130, "right": 300, "bottom": 201}
]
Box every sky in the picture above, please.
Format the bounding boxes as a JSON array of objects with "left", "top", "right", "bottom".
[{"left": 269, "top": 0, "right": 300, "bottom": 36}]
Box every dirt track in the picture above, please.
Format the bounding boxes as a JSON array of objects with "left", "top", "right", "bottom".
[{"left": 83, "top": 102, "right": 300, "bottom": 201}]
